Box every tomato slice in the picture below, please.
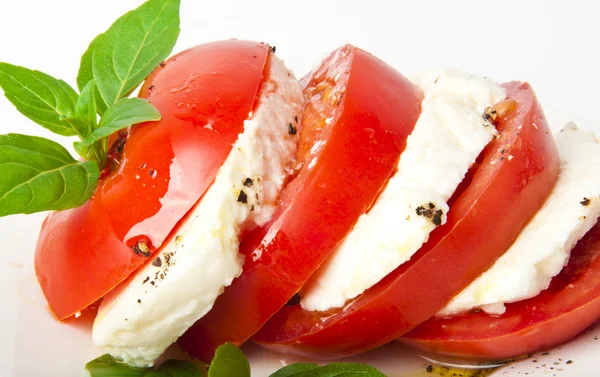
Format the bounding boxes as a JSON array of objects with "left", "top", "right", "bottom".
[
  {"left": 35, "top": 41, "right": 270, "bottom": 320},
  {"left": 252, "top": 82, "right": 560, "bottom": 359},
  {"left": 400, "top": 220, "right": 600, "bottom": 361},
  {"left": 178, "top": 45, "right": 423, "bottom": 361}
]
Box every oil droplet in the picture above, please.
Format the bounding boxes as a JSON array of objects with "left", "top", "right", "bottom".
[{"left": 135, "top": 174, "right": 141, "bottom": 179}]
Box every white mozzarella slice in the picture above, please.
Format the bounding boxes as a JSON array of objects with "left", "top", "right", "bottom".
[
  {"left": 440, "top": 124, "right": 600, "bottom": 316},
  {"left": 300, "top": 70, "right": 505, "bottom": 312},
  {"left": 92, "top": 56, "right": 304, "bottom": 367}
]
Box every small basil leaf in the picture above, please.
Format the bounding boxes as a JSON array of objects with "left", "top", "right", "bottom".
[
  {"left": 289, "top": 363, "right": 387, "bottom": 377},
  {"left": 85, "top": 354, "right": 206, "bottom": 377},
  {"left": 149, "top": 360, "right": 207, "bottom": 377},
  {"left": 92, "top": 0, "right": 180, "bottom": 107},
  {"left": 0, "top": 134, "right": 99, "bottom": 216},
  {"left": 75, "top": 80, "right": 98, "bottom": 134},
  {"left": 0, "top": 63, "right": 80, "bottom": 136},
  {"left": 85, "top": 354, "right": 147, "bottom": 377},
  {"left": 73, "top": 140, "right": 90, "bottom": 160},
  {"left": 76, "top": 33, "right": 108, "bottom": 115},
  {"left": 270, "top": 363, "right": 319, "bottom": 377},
  {"left": 208, "top": 343, "right": 251, "bottom": 377},
  {"left": 82, "top": 98, "right": 160, "bottom": 146}
]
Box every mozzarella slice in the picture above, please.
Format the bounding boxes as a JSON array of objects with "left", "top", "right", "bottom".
[
  {"left": 300, "top": 70, "right": 505, "bottom": 312},
  {"left": 440, "top": 124, "right": 600, "bottom": 316},
  {"left": 92, "top": 56, "right": 304, "bottom": 367}
]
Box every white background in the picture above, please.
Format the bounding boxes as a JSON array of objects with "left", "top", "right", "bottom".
[{"left": 1, "top": 0, "right": 600, "bottom": 376}]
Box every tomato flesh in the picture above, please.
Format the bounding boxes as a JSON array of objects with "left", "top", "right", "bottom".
[
  {"left": 400, "top": 220, "right": 600, "bottom": 361},
  {"left": 178, "top": 45, "right": 423, "bottom": 361},
  {"left": 35, "top": 41, "right": 270, "bottom": 320},
  {"left": 252, "top": 82, "right": 560, "bottom": 359}
]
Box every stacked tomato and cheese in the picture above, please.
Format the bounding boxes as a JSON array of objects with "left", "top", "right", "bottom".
[{"left": 35, "top": 41, "right": 600, "bottom": 367}]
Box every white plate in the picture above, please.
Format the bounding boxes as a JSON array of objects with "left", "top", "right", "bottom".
[{"left": 1, "top": 1, "right": 599, "bottom": 376}]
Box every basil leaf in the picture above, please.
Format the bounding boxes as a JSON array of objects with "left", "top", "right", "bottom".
[
  {"left": 208, "top": 343, "right": 251, "bottom": 377},
  {"left": 75, "top": 80, "right": 98, "bottom": 134},
  {"left": 85, "top": 354, "right": 206, "bottom": 377},
  {"left": 85, "top": 354, "right": 147, "bottom": 377},
  {"left": 92, "top": 0, "right": 180, "bottom": 107},
  {"left": 76, "top": 33, "right": 108, "bottom": 115},
  {"left": 270, "top": 363, "right": 319, "bottom": 377},
  {"left": 0, "top": 62, "right": 80, "bottom": 136},
  {"left": 82, "top": 98, "right": 160, "bottom": 146},
  {"left": 77, "top": 33, "right": 102, "bottom": 92},
  {"left": 73, "top": 140, "right": 90, "bottom": 160},
  {"left": 288, "top": 363, "right": 387, "bottom": 377},
  {"left": 0, "top": 134, "right": 99, "bottom": 216},
  {"left": 148, "top": 360, "right": 206, "bottom": 377}
]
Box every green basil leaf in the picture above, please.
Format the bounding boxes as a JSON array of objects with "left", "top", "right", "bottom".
[
  {"left": 77, "top": 33, "right": 103, "bottom": 92},
  {"left": 147, "top": 360, "right": 206, "bottom": 377},
  {"left": 82, "top": 98, "right": 160, "bottom": 146},
  {"left": 73, "top": 140, "right": 90, "bottom": 160},
  {"left": 270, "top": 363, "right": 319, "bottom": 377},
  {"left": 287, "top": 363, "right": 387, "bottom": 377},
  {"left": 85, "top": 354, "right": 147, "bottom": 377},
  {"left": 0, "top": 134, "right": 99, "bottom": 216},
  {"left": 0, "top": 63, "right": 80, "bottom": 136},
  {"left": 76, "top": 33, "right": 108, "bottom": 115},
  {"left": 92, "top": 0, "right": 180, "bottom": 107},
  {"left": 85, "top": 354, "right": 206, "bottom": 377},
  {"left": 75, "top": 80, "right": 98, "bottom": 134},
  {"left": 208, "top": 343, "right": 251, "bottom": 377}
]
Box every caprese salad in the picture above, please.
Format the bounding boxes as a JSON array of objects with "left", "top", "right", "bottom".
[{"left": 1, "top": 0, "right": 599, "bottom": 376}]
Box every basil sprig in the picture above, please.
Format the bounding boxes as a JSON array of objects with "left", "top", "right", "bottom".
[
  {"left": 0, "top": 0, "right": 180, "bottom": 217},
  {"left": 85, "top": 344, "right": 388, "bottom": 377}
]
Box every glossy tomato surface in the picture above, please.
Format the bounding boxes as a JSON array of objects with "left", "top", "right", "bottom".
[
  {"left": 35, "top": 41, "right": 270, "bottom": 320},
  {"left": 179, "top": 44, "right": 423, "bottom": 361},
  {"left": 401, "top": 220, "right": 600, "bottom": 361},
  {"left": 252, "top": 82, "right": 560, "bottom": 359}
]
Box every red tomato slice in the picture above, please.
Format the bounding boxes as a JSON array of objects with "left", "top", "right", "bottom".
[
  {"left": 252, "top": 82, "right": 560, "bottom": 359},
  {"left": 178, "top": 45, "right": 423, "bottom": 361},
  {"left": 35, "top": 41, "right": 270, "bottom": 320},
  {"left": 400, "top": 220, "right": 600, "bottom": 361}
]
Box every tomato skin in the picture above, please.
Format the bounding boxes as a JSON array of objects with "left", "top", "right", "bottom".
[
  {"left": 252, "top": 82, "right": 560, "bottom": 359},
  {"left": 179, "top": 45, "right": 423, "bottom": 361},
  {"left": 400, "top": 221, "right": 600, "bottom": 361},
  {"left": 102, "top": 40, "right": 270, "bottom": 250},
  {"left": 34, "top": 41, "right": 270, "bottom": 320}
]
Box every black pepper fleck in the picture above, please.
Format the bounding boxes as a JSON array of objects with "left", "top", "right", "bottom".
[
  {"left": 137, "top": 299, "right": 141, "bottom": 304},
  {"left": 581, "top": 197, "right": 591, "bottom": 206},
  {"left": 132, "top": 241, "right": 151, "bottom": 258},
  {"left": 150, "top": 281, "right": 155, "bottom": 286},
  {"left": 294, "top": 115, "right": 299, "bottom": 123},
  {"left": 159, "top": 62, "right": 166, "bottom": 67},
  {"left": 237, "top": 190, "right": 248, "bottom": 204},
  {"left": 288, "top": 123, "right": 297, "bottom": 135},
  {"left": 152, "top": 257, "right": 162, "bottom": 267},
  {"left": 416, "top": 204, "right": 443, "bottom": 226},
  {"left": 148, "top": 84, "right": 155, "bottom": 91},
  {"left": 243, "top": 178, "right": 254, "bottom": 187},
  {"left": 142, "top": 276, "right": 150, "bottom": 284},
  {"left": 542, "top": 352, "right": 550, "bottom": 356},
  {"left": 483, "top": 106, "right": 498, "bottom": 124},
  {"left": 426, "top": 365, "right": 433, "bottom": 373},
  {"left": 270, "top": 45, "right": 276, "bottom": 53},
  {"left": 432, "top": 209, "right": 443, "bottom": 226},
  {"left": 566, "top": 360, "right": 573, "bottom": 364}
]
